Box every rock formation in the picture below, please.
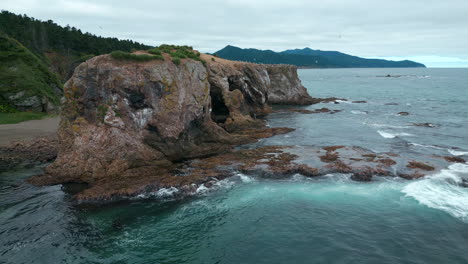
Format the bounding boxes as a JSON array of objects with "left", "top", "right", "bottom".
[
  {"left": 29, "top": 52, "right": 311, "bottom": 193},
  {"left": 266, "top": 65, "right": 315, "bottom": 105}
]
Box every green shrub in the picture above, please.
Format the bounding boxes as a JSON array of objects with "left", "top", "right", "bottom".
[
  {"left": 148, "top": 45, "right": 205, "bottom": 65},
  {"left": 110, "top": 51, "right": 163, "bottom": 62},
  {"left": 172, "top": 57, "right": 181, "bottom": 65},
  {"left": 0, "top": 104, "right": 17, "bottom": 113},
  {"left": 170, "top": 51, "right": 188, "bottom": 59},
  {"left": 97, "top": 105, "right": 108, "bottom": 121},
  {"left": 211, "top": 58, "right": 215, "bottom": 62},
  {"left": 194, "top": 57, "right": 207, "bottom": 65},
  {"left": 147, "top": 48, "right": 162, "bottom": 55},
  {"left": 78, "top": 54, "right": 95, "bottom": 62}
]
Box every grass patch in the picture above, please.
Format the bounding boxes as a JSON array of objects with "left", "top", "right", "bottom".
[
  {"left": 148, "top": 45, "right": 206, "bottom": 66},
  {"left": 147, "top": 48, "right": 162, "bottom": 56},
  {"left": 172, "top": 57, "right": 181, "bottom": 65},
  {"left": 0, "top": 112, "right": 50, "bottom": 124},
  {"left": 110, "top": 51, "right": 163, "bottom": 62}
]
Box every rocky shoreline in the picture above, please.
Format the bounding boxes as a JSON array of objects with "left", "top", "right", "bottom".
[{"left": 3, "top": 51, "right": 463, "bottom": 202}]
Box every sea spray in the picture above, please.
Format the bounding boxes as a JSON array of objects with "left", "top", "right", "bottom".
[{"left": 402, "top": 163, "right": 468, "bottom": 222}]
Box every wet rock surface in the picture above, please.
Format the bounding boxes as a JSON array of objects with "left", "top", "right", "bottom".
[
  {"left": 412, "top": 123, "right": 439, "bottom": 128},
  {"left": 48, "top": 144, "right": 454, "bottom": 202},
  {"left": 0, "top": 136, "right": 58, "bottom": 171}
]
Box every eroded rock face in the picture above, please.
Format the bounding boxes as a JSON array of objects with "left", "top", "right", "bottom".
[
  {"left": 266, "top": 65, "right": 314, "bottom": 105},
  {"left": 31, "top": 53, "right": 310, "bottom": 188}
]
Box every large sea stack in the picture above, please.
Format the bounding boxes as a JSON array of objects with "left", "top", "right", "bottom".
[{"left": 29, "top": 52, "right": 314, "bottom": 199}]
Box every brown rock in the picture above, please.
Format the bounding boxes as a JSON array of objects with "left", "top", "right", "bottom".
[
  {"left": 320, "top": 152, "right": 339, "bottom": 163},
  {"left": 444, "top": 156, "right": 466, "bottom": 163},
  {"left": 0, "top": 135, "right": 58, "bottom": 171},
  {"left": 323, "top": 146, "right": 345, "bottom": 152},
  {"left": 407, "top": 161, "right": 435, "bottom": 171},
  {"left": 266, "top": 65, "right": 315, "bottom": 105},
  {"left": 398, "top": 172, "right": 425, "bottom": 180}
]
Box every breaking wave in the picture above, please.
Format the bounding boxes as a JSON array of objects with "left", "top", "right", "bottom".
[
  {"left": 377, "top": 130, "right": 414, "bottom": 139},
  {"left": 448, "top": 149, "right": 468, "bottom": 156},
  {"left": 402, "top": 163, "right": 468, "bottom": 222}
]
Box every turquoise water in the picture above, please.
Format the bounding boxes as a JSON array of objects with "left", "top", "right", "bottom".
[{"left": 1, "top": 68, "right": 468, "bottom": 263}]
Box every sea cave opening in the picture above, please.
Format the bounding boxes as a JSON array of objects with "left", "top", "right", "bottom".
[{"left": 210, "top": 86, "right": 230, "bottom": 124}]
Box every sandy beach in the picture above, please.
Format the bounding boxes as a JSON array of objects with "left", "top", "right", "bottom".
[{"left": 0, "top": 117, "right": 59, "bottom": 146}]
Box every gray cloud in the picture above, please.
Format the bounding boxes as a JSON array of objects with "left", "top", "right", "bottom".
[{"left": 3, "top": 0, "right": 468, "bottom": 66}]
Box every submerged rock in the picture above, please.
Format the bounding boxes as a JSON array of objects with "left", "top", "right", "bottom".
[{"left": 412, "top": 123, "right": 439, "bottom": 128}]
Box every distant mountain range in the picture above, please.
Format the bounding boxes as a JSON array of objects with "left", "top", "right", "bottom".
[{"left": 214, "top": 45, "right": 426, "bottom": 68}]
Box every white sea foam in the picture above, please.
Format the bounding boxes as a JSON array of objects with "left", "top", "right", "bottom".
[
  {"left": 367, "top": 123, "right": 408, "bottom": 129},
  {"left": 237, "top": 173, "right": 255, "bottom": 183},
  {"left": 448, "top": 149, "right": 468, "bottom": 156},
  {"left": 377, "top": 130, "right": 413, "bottom": 139},
  {"left": 402, "top": 163, "right": 468, "bottom": 222},
  {"left": 156, "top": 187, "right": 179, "bottom": 197},
  {"left": 335, "top": 100, "right": 351, "bottom": 104},
  {"left": 409, "top": 143, "right": 444, "bottom": 150},
  {"left": 136, "top": 187, "right": 179, "bottom": 199},
  {"left": 351, "top": 110, "right": 367, "bottom": 115},
  {"left": 196, "top": 184, "right": 209, "bottom": 194}
]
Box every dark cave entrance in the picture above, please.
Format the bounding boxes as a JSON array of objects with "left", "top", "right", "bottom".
[{"left": 210, "top": 86, "right": 230, "bottom": 124}]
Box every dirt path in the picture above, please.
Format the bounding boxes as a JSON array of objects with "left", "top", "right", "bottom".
[{"left": 0, "top": 117, "right": 59, "bottom": 147}]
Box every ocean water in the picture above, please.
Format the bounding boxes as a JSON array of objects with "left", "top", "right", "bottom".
[{"left": 1, "top": 68, "right": 468, "bottom": 264}]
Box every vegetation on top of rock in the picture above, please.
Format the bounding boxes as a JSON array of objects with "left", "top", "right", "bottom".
[
  {"left": 0, "top": 33, "right": 62, "bottom": 112},
  {"left": 148, "top": 44, "right": 206, "bottom": 65},
  {"left": 172, "top": 57, "right": 181, "bottom": 65},
  {"left": 110, "top": 51, "right": 164, "bottom": 62},
  {"left": 147, "top": 48, "right": 162, "bottom": 56},
  {"left": 77, "top": 54, "right": 96, "bottom": 62}
]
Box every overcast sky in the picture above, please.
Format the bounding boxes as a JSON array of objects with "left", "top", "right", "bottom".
[{"left": 3, "top": 0, "right": 468, "bottom": 67}]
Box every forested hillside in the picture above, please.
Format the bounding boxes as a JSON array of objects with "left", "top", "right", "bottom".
[
  {"left": 0, "top": 10, "right": 151, "bottom": 80},
  {"left": 215, "top": 45, "right": 426, "bottom": 68},
  {"left": 215, "top": 45, "right": 332, "bottom": 68},
  {"left": 0, "top": 33, "right": 62, "bottom": 113}
]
